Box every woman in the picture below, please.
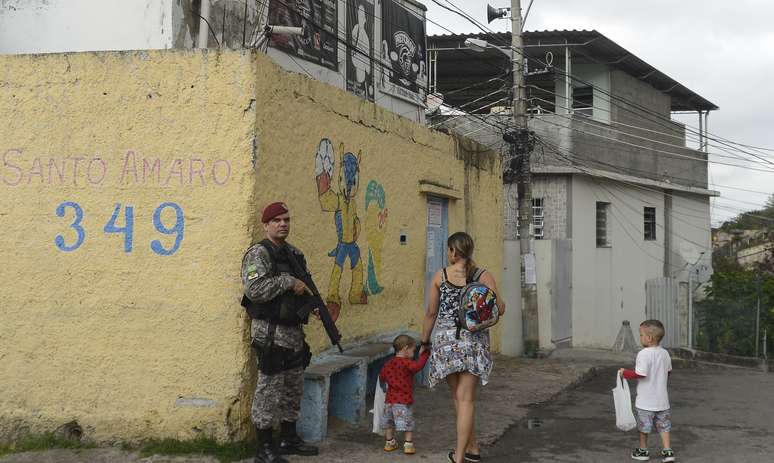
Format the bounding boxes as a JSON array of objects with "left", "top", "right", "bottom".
[{"left": 420, "top": 232, "right": 506, "bottom": 463}]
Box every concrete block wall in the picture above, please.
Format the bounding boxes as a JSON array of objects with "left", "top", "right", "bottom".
[
  {"left": 504, "top": 176, "right": 569, "bottom": 241},
  {"left": 532, "top": 176, "right": 569, "bottom": 240},
  {"left": 610, "top": 69, "right": 672, "bottom": 132}
]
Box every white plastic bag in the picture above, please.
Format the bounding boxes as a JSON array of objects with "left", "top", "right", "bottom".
[
  {"left": 370, "top": 380, "right": 386, "bottom": 435},
  {"left": 612, "top": 373, "right": 637, "bottom": 431}
]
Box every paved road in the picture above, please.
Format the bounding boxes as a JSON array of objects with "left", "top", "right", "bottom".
[{"left": 485, "top": 364, "right": 773, "bottom": 463}]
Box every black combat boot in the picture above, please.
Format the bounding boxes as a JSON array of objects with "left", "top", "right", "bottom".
[
  {"left": 254, "top": 427, "right": 288, "bottom": 463},
  {"left": 278, "top": 420, "right": 319, "bottom": 456}
]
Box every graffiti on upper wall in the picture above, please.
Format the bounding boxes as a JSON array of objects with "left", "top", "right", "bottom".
[
  {"left": 1, "top": 149, "right": 232, "bottom": 187},
  {"left": 314, "top": 138, "right": 387, "bottom": 318}
]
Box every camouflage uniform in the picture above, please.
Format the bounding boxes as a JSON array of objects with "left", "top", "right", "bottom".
[{"left": 241, "top": 242, "right": 307, "bottom": 429}]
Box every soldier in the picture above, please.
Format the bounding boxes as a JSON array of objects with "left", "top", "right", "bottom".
[{"left": 241, "top": 202, "right": 319, "bottom": 463}]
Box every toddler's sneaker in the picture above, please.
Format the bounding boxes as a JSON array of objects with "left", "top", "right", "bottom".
[
  {"left": 661, "top": 448, "right": 675, "bottom": 462},
  {"left": 403, "top": 441, "right": 415, "bottom": 455},
  {"left": 631, "top": 447, "right": 650, "bottom": 461},
  {"left": 384, "top": 438, "right": 398, "bottom": 452}
]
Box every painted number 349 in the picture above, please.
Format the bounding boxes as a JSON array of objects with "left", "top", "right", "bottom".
[{"left": 55, "top": 201, "right": 184, "bottom": 255}]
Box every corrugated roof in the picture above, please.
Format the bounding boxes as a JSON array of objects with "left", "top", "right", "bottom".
[{"left": 428, "top": 29, "right": 718, "bottom": 112}]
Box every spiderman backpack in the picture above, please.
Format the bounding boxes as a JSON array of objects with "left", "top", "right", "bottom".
[{"left": 455, "top": 268, "right": 500, "bottom": 338}]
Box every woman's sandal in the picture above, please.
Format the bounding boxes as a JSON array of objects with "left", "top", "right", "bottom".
[
  {"left": 464, "top": 452, "right": 482, "bottom": 462},
  {"left": 447, "top": 451, "right": 457, "bottom": 463}
]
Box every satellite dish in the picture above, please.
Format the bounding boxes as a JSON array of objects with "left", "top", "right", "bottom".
[
  {"left": 487, "top": 4, "right": 508, "bottom": 24},
  {"left": 425, "top": 92, "right": 444, "bottom": 113},
  {"left": 679, "top": 241, "right": 700, "bottom": 265}
]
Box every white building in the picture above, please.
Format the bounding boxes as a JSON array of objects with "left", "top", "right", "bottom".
[
  {"left": 429, "top": 30, "right": 717, "bottom": 351},
  {"left": 0, "top": 0, "right": 428, "bottom": 122}
]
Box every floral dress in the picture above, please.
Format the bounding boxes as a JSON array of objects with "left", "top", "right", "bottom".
[{"left": 427, "top": 268, "right": 493, "bottom": 388}]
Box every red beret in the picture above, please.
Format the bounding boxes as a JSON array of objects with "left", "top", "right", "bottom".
[{"left": 262, "top": 202, "right": 289, "bottom": 223}]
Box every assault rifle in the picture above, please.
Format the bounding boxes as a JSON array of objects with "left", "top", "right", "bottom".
[{"left": 285, "top": 251, "right": 344, "bottom": 353}]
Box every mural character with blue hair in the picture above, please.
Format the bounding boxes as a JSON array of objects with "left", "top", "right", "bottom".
[{"left": 315, "top": 139, "right": 368, "bottom": 320}]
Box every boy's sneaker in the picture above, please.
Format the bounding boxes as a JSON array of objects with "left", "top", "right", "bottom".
[
  {"left": 403, "top": 441, "right": 416, "bottom": 455},
  {"left": 661, "top": 448, "right": 675, "bottom": 462},
  {"left": 631, "top": 448, "right": 650, "bottom": 461},
  {"left": 384, "top": 438, "right": 398, "bottom": 452}
]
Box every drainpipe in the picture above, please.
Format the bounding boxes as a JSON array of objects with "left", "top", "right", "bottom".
[
  {"left": 564, "top": 43, "right": 572, "bottom": 115},
  {"left": 198, "top": 0, "right": 211, "bottom": 48},
  {"left": 699, "top": 110, "right": 704, "bottom": 151},
  {"left": 687, "top": 267, "right": 693, "bottom": 349}
]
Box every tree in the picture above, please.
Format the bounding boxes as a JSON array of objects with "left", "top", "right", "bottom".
[
  {"left": 719, "top": 194, "right": 774, "bottom": 231},
  {"left": 696, "top": 270, "right": 774, "bottom": 357},
  {"left": 766, "top": 193, "right": 774, "bottom": 211}
]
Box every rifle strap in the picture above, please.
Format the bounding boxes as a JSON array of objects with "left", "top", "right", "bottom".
[
  {"left": 258, "top": 239, "right": 279, "bottom": 275},
  {"left": 284, "top": 246, "right": 318, "bottom": 297},
  {"left": 267, "top": 322, "right": 277, "bottom": 347}
]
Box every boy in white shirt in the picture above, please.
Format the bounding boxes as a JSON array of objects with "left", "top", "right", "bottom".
[{"left": 619, "top": 319, "right": 674, "bottom": 462}]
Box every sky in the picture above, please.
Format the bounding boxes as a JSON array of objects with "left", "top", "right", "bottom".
[{"left": 421, "top": 0, "right": 774, "bottom": 226}]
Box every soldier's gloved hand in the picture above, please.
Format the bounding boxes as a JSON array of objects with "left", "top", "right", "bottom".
[{"left": 291, "top": 278, "right": 311, "bottom": 296}]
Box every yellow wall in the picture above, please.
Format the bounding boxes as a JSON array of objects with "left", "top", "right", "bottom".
[{"left": 0, "top": 50, "right": 502, "bottom": 443}]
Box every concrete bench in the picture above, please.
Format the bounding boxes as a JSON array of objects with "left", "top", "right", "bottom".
[{"left": 299, "top": 342, "right": 395, "bottom": 442}]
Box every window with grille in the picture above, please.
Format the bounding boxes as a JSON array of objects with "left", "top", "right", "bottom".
[
  {"left": 572, "top": 86, "right": 594, "bottom": 117},
  {"left": 596, "top": 202, "right": 610, "bottom": 247},
  {"left": 516, "top": 198, "right": 545, "bottom": 239},
  {"left": 644, "top": 207, "right": 656, "bottom": 241},
  {"left": 532, "top": 198, "right": 544, "bottom": 239}
]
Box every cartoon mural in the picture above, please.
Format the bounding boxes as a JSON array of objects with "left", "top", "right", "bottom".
[
  {"left": 364, "top": 180, "right": 387, "bottom": 295},
  {"left": 315, "top": 139, "right": 368, "bottom": 320}
]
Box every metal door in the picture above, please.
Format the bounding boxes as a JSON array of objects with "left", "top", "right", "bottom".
[
  {"left": 424, "top": 196, "right": 448, "bottom": 308},
  {"left": 645, "top": 277, "right": 679, "bottom": 348},
  {"left": 551, "top": 239, "right": 573, "bottom": 347}
]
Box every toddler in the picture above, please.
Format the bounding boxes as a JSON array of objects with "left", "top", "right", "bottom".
[{"left": 378, "top": 334, "right": 430, "bottom": 455}]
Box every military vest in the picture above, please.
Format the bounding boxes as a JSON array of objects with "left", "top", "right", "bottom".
[{"left": 241, "top": 239, "right": 309, "bottom": 325}]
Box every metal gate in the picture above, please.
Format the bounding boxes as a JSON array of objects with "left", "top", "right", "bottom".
[
  {"left": 645, "top": 277, "right": 679, "bottom": 348},
  {"left": 551, "top": 240, "right": 573, "bottom": 347}
]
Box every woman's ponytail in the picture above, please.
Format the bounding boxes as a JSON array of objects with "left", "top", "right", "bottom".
[{"left": 447, "top": 232, "right": 476, "bottom": 281}]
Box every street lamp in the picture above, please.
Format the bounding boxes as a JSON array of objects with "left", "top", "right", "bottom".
[{"left": 463, "top": 38, "right": 512, "bottom": 58}]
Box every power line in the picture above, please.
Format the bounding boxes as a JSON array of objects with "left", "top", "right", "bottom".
[
  {"left": 532, "top": 139, "right": 715, "bottom": 262},
  {"left": 528, "top": 99, "right": 770, "bottom": 168},
  {"left": 532, "top": 135, "right": 746, "bottom": 217},
  {"left": 513, "top": 112, "right": 774, "bottom": 206},
  {"left": 433, "top": 108, "right": 772, "bottom": 209},
  {"left": 534, "top": 134, "right": 774, "bottom": 223},
  {"left": 533, "top": 115, "right": 774, "bottom": 173},
  {"left": 256, "top": 0, "right": 430, "bottom": 94},
  {"left": 536, "top": 137, "right": 718, "bottom": 226},
  {"left": 526, "top": 87, "right": 774, "bottom": 165},
  {"left": 522, "top": 0, "right": 536, "bottom": 31},
  {"left": 556, "top": 67, "right": 774, "bottom": 160},
  {"left": 258, "top": 0, "right": 519, "bottom": 120},
  {"left": 428, "top": 90, "right": 510, "bottom": 127},
  {"left": 423, "top": 3, "right": 774, "bottom": 159}
]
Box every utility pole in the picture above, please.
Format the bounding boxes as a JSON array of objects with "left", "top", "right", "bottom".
[
  {"left": 198, "top": 0, "right": 211, "bottom": 48},
  {"left": 510, "top": 0, "right": 539, "bottom": 356},
  {"left": 687, "top": 267, "right": 693, "bottom": 349},
  {"left": 756, "top": 275, "right": 761, "bottom": 358}
]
